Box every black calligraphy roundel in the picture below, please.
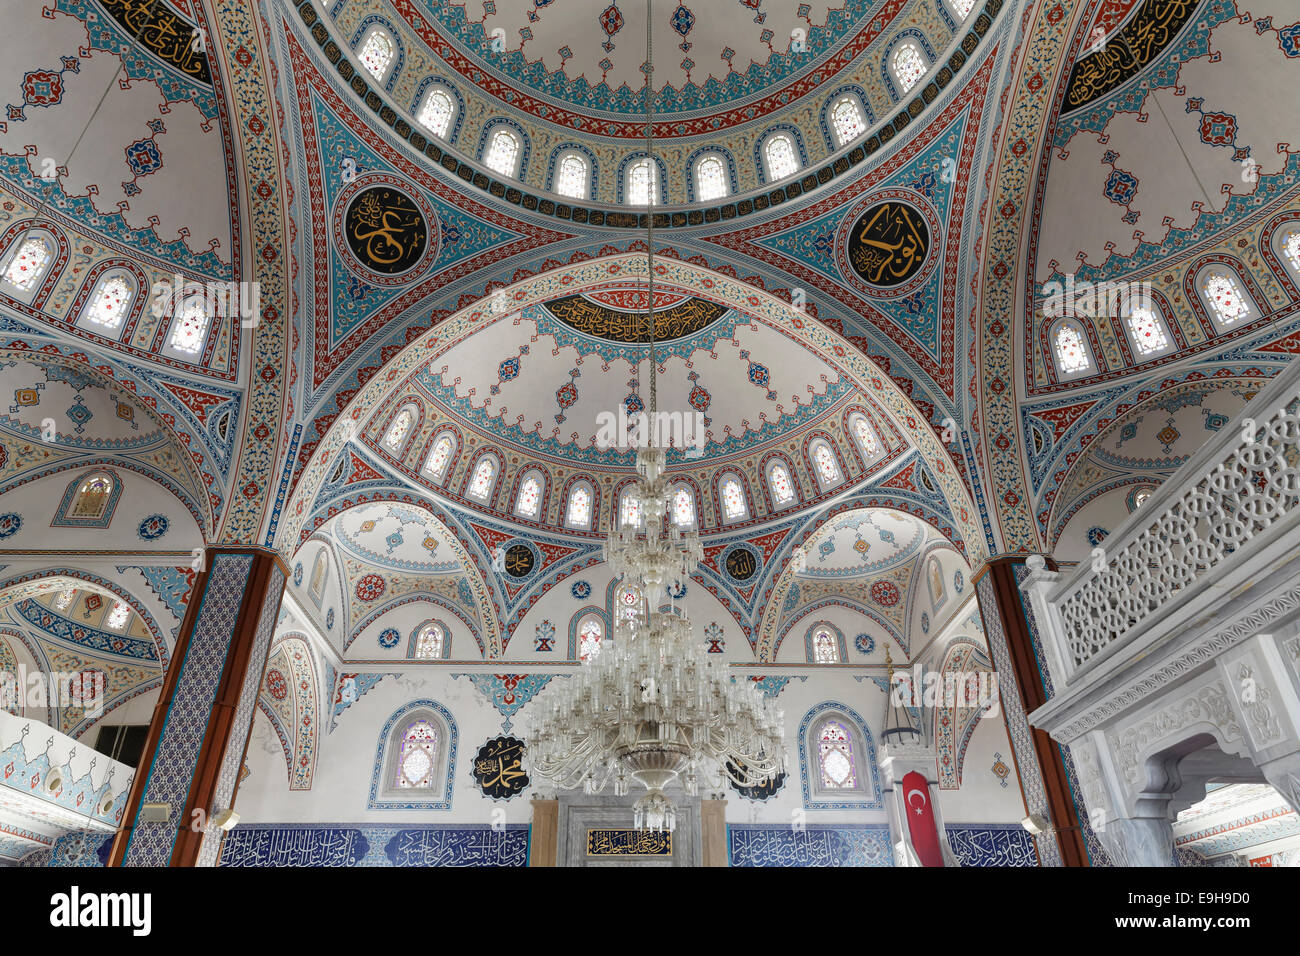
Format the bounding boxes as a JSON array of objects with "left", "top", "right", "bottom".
[
  {"left": 725, "top": 758, "right": 787, "bottom": 802},
  {"left": 471, "top": 735, "right": 530, "bottom": 801},
  {"left": 837, "top": 190, "right": 939, "bottom": 299},
  {"left": 333, "top": 172, "right": 440, "bottom": 286},
  {"left": 722, "top": 543, "right": 761, "bottom": 583},
  {"left": 504, "top": 543, "right": 535, "bottom": 578}
]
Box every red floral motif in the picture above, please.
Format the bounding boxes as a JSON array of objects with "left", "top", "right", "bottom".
[
  {"left": 869, "top": 580, "right": 900, "bottom": 606},
  {"left": 265, "top": 668, "right": 289, "bottom": 701},
  {"left": 355, "top": 573, "right": 387, "bottom": 602},
  {"left": 1198, "top": 112, "right": 1237, "bottom": 147},
  {"left": 21, "top": 70, "right": 63, "bottom": 107}
]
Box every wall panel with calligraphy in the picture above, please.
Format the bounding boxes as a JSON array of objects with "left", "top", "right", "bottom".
[{"left": 218, "top": 824, "right": 529, "bottom": 867}]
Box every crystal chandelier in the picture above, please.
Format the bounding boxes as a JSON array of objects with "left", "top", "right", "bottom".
[{"left": 524, "top": 0, "right": 786, "bottom": 831}]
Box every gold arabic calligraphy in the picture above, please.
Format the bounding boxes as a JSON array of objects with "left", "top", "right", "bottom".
[
  {"left": 847, "top": 201, "right": 929, "bottom": 287},
  {"left": 1064, "top": 0, "right": 1197, "bottom": 110},
  {"left": 473, "top": 736, "right": 529, "bottom": 797},
  {"left": 100, "top": 0, "right": 212, "bottom": 82},
  {"left": 586, "top": 829, "right": 672, "bottom": 856},
  {"left": 545, "top": 294, "right": 726, "bottom": 343},
  {"left": 345, "top": 188, "right": 427, "bottom": 274}
]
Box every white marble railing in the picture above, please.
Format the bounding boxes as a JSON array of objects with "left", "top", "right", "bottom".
[{"left": 1023, "top": 359, "right": 1300, "bottom": 689}]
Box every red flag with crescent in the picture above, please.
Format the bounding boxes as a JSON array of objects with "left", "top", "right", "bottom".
[{"left": 902, "top": 770, "right": 944, "bottom": 867}]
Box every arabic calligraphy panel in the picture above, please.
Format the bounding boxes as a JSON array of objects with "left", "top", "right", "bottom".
[
  {"left": 1062, "top": 0, "right": 1199, "bottom": 113},
  {"left": 836, "top": 189, "right": 940, "bottom": 299},
  {"left": 544, "top": 293, "right": 727, "bottom": 343},
  {"left": 471, "top": 735, "right": 531, "bottom": 800},
  {"left": 332, "top": 172, "right": 441, "bottom": 286},
  {"left": 586, "top": 829, "right": 673, "bottom": 856}
]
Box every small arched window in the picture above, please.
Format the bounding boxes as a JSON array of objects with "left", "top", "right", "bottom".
[
  {"left": 1, "top": 234, "right": 54, "bottom": 293},
  {"left": 948, "top": 0, "right": 976, "bottom": 20},
  {"left": 695, "top": 154, "right": 728, "bottom": 202},
  {"left": 812, "top": 441, "right": 842, "bottom": 487},
  {"left": 813, "top": 626, "right": 840, "bottom": 664},
  {"left": 106, "top": 600, "right": 131, "bottom": 630},
  {"left": 309, "top": 551, "right": 328, "bottom": 600},
  {"left": 412, "top": 622, "right": 445, "bottom": 659},
  {"left": 721, "top": 475, "right": 748, "bottom": 521},
  {"left": 763, "top": 134, "right": 799, "bottom": 181},
  {"left": 851, "top": 415, "right": 881, "bottom": 458},
  {"left": 1282, "top": 230, "right": 1300, "bottom": 276},
  {"left": 891, "top": 42, "right": 927, "bottom": 94},
  {"left": 384, "top": 407, "right": 414, "bottom": 452},
  {"left": 768, "top": 461, "right": 796, "bottom": 505},
  {"left": 483, "top": 127, "right": 522, "bottom": 177},
  {"left": 565, "top": 482, "right": 594, "bottom": 529},
  {"left": 83, "top": 271, "right": 134, "bottom": 330},
  {"left": 168, "top": 291, "right": 210, "bottom": 355},
  {"left": 1053, "top": 321, "right": 1092, "bottom": 375},
  {"left": 417, "top": 87, "right": 455, "bottom": 137},
  {"left": 423, "top": 434, "right": 454, "bottom": 482},
  {"left": 817, "top": 720, "right": 858, "bottom": 788},
  {"left": 626, "top": 158, "right": 657, "bottom": 206},
  {"left": 467, "top": 455, "right": 497, "bottom": 501},
  {"left": 1123, "top": 302, "right": 1171, "bottom": 357},
  {"left": 394, "top": 719, "right": 438, "bottom": 788},
  {"left": 515, "top": 472, "right": 544, "bottom": 519},
  {"left": 829, "top": 95, "right": 866, "bottom": 146},
  {"left": 620, "top": 488, "right": 643, "bottom": 528},
  {"left": 70, "top": 472, "right": 114, "bottom": 520},
  {"left": 554, "top": 152, "right": 589, "bottom": 199},
  {"left": 1201, "top": 270, "right": 1253, "bottom": 327},
  {"left": 671, "top": 485, "right": 696, "bottom": 529},
  {"left": 578, "top": 615, "right": 602, "bottom": 662},
  {"left": 359, "top": 26, "right": 396, "bottom": 82}
]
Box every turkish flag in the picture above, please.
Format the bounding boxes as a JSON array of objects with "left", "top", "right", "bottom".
[{"left": 901, "top": 771, "right": 945, "bottom": 867}]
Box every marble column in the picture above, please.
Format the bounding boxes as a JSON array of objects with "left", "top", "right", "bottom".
[{"left": 108, "top": 548, "right": 286, "bottom": 867}]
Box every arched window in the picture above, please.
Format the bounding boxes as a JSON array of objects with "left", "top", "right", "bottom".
[
  {"left": 812, "top": 441, "right": 842, "bottom": 487},
  {"left": 483, "top": 127, "right": 522, "bottom": 177},
  {"left": 83, "top": 271, "right": 134, "bottom": 330},
  {"left": 565, "top": 482, "right": 594, "bottom": 529},
  {"left": 927, "top": 555, "right": 946, "bottom": 607},
  {"left": 695, "top": 154, "right": 728, "bottom": 201},
  {"left": 829, "top": 95, "right": 866, "bottom": 146},
  {"left": 851, "top": 414, "right": 881, "bottom": 458},
  {"left": 720, "top": 475, "right": 748, "bottom": 521},
  {"left": 1123, "top": 302, "right": 1171, "bottom": 357},
  {"left": 578, "top": 615, "right": 602, "bottom": 662},
  {"left": 763, "top": 133, "right": 799, "bottom": 181},
  {"left": 891, "top": 42, "right": 927, "bottom": 94},
  {"left": 1201, "top": 270, "right": 1253, "bottom": 327},
  {"left": 467, "top": 455, "right": 497, "bottom": 501},
  {"left": 70, "top": 472, "right": 114, "bottom": 520},
  {"left": 817, "top": 720, "right": 858, "bottom": 788},
  {"left": 423, "top": 433, "right": 454, "bottom": 483},
  {"left": 358, "top": 26, "right": 396, "bottom": 82},
  {"left": 626, "top": 158, "right": 657, "bottom": 206},
  {"left": 394, "top": 719, "right": 438, "bottom": 788},
  {"left": 384, "top": 407, "right": 414, "bottom": 452},
  {"left": 106, "top": 600, "right": 130, "bottom": 631},
  {"left": 1, "top": 234, "right": 54, "bottom": 293},
  {"left": 1053, "top": 321, "right": 1092, "bottom": 375},
  {"left": 1282, "top": 230, "right": 1300, "bottom": 276},
  {"left": 515, "top": 472, "right": 544, "bottom": 519},
  {"left": 1131, "top": 488, "right": 1152, "bottom": 511},
  {"left": 619, "top": 488, "right": 643, "bottom": 528},
  {"left": 309, "top": 551, "right": 328, "bottom": 600},
  {"left": 554, "top": 152, "right": 589, "bottom": 199},
  {"left": 671, "top": 485, "right": 696, "bottom": 529},
  {"left": 813, "top": 626, "right": 840, "bottom": 664},
  {"left": 948, "top": 0, "right": 976, "bottom": 19},
  {"left": 417, "top": 87, "right": 454, "bottom": 137},
  {"left": 168, "top": 291, "right": 210, "bottom": 355},
  {"left": 768, "top": 461, "right": 796, "bottom": 505},
  {"left": 412, "top": 622, "right": 445, "bottom": 659}
]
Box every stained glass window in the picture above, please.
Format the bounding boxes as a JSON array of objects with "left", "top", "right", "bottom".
[
  {"left": 425, "top": 436, "right": 453, "bottom": 481},
  {"left": 384, "top": 409, "right": 413, "bottom": 451},
  {"left": 830, "top": 96, "right": 866, "bottom": 146},
  {"left": 70, "top": 473, "right": 113, "bottom": 519},
  {"left": 85, "top": 273, "right": 132, "bottom": 329},
  {"left": 813, "top": 628, "right": 839, "bottom": 663},
  {"left": 468, "top": 457, "right": 496, "bottom": 499},
  {"left": 672, "top": 486, "right": 696, "bottom": 527},
  {"left": 106, "top": 601, "right": 130, "bottom": 630},
  {"left": 578, "top": 617, "right": 602, "bottom": 662},
  {"left": 949, "top": 0, "right": 976, "bottom": 18},
  {"left": 1054, "top": 323, "right": 1091, "bottom": 374},
  {"left": 853, "top": 416, "right": 880, "bottom": 456},
  {"left": 814, "top": 443, "right": 841, "bottom": 484},
  {"left": 722, "top": 477, "right": 747, "bottom": 520},
  {"left": 359, "top": 28, "right": 395, "bottom": 81},
  {"left": 418, "top": 88, "right": 453, "bottom": 137},
  {"left": 54, "top": 588, "right": 76, "bottom": 611},
  {"left": 310, "top": 552, "right": 328, "bottom": 597},
  {"left": 566, "top": 484, "right": 592, "bottom": 528},
  {"left": 818, "top": 720, "right": 857, "bottom": 788},
  {"left": 413, "top": 623, "right": 443, "bottom": 659},
  {"left": 764, "top": 134, "right": 799, "bottom": 180},
  {"left": 395, "top": 719, "right": 438, "bottom": 788},
  {"left": 769, "top": 463, "right": 795, "bottom": 504},
  {"left": 484, "top": 128, "right": 521, "bottom": 177},
  {"left": 1202, "top": 272, "right": 1251, "bottom": 325},
  {"left": 892, "top": 43, "right": 927, "bottom": 93},
  {"left": 1284, "top": 231, "right": 1300, "bottom": 275},
  {"left": 516, "top": 475, "right": 542, "bottom": 518},
  {"left": 2, "top": 236, "right": 53, "bottom": 292},
  {"left": 620, "top": 490, "right": 642, "bottom": 528},
  {"left": 169, "top": 294, "right": 209, "bottom": 354},
  {"left": 627, "top": 158, "right": 657, "bottom": 205},
  {"left": 555, "top": 153, "right": 589, "bottom": 199},
  {"left": 696, "top": 155, "right": 728, "bottom": 201},
  {"left": 1126, "top": 306, "right": 1169, "bottom": 356}
]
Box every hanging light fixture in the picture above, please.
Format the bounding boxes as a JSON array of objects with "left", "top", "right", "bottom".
[{"left": 525, "top": 0, "right": 786, "bottom": 831}]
